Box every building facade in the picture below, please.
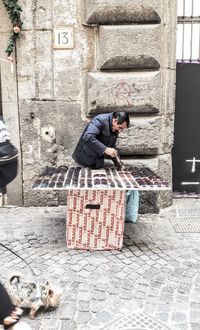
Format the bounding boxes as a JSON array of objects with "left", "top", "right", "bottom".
[{"left": 0, "top": 0, "right": 177, "bottom": 211}]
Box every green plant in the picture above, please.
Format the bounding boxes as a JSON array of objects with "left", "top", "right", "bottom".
[{"left": 3, "top": 0, "right": 23, "bottom": 56}]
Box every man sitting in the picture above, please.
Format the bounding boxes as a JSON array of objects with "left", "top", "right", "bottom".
[{"left": 72, "top": 111, "right": 139, "bottom": 223}]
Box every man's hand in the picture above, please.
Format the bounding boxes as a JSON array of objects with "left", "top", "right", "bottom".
[{"left": 105, "top": 147, "right": 117, "bottom": 158}]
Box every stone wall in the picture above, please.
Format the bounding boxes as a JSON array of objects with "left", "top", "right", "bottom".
[
  {"left": 82, "top": 0, "right": 177, "bottom": 211},
  {"left": 0, "top": 0, "right": 176, "bottom": 210},
  {"left": 15, "top": 0, "right": 88, "bottom": 206}
]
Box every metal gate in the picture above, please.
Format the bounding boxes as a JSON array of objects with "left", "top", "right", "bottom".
[{"left": 172, "top": 0, "right": 200, "bottom": 194}]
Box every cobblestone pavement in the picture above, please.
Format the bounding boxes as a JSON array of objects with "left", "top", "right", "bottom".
[{"left": 1, "top": 199, "right": 200, "bottom": 330}]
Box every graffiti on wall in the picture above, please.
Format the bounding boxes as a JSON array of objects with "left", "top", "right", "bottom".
[
  {"left": 114, "top": 80, "right": 149, "bottom": 107},
  {"left": 181, "top": 156, "right": 200, "bottom": 186},
  {"left": 89, "top": 79, "right": 151, "bottom": 113}
]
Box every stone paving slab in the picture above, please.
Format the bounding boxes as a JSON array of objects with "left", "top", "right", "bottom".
[
  {"left": 98, "top": 311, "right": 171, "bottom": 330},
  {"left": 0, "top": 200, "right": 200, "bottom": 329}
]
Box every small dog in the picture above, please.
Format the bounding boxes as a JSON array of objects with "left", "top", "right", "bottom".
[{"left": 6, "top": 274, "right": 61, "bottom": 319}]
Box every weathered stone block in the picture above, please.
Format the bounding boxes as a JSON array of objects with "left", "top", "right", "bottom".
[
  {"left": 86, "top": 71, "right": 161, "bottom": 115},
  {"left": 140, "top": 191, "right": 159, "bottom": 214},
  {"left": 17, "top": 31, "right": 53, "bottom": 100},
  {"left": 140, "top": 174, "right": 172, "bottom": 214},
  {"left": 19, "top": 101, "right": 83, "bottom": 206},
  {"left": 20, "top": 101, "right": 83, "bottom": 167},
  {"left": 20, "top": 101, "right": 57, "bottom": 170},
  {"left": 0, "top": 33, "right": 18, "bottom": 103},
  {"left": 55, "top": 102, "right": 86, "bottom": 165},
  {"left": 162, "top": 69, "right": 176, "bottom": 115},
  {"left": 17, "top": 31, "right": 37, "bottom": 100},
  {"left": 17, "top": 29, "right": 84, "bottom": 101},
  {"left": 18, "top": 0, "right": 34, "bottom": 30},
  {"left": 159, "top": 113, "right": 174, "bottom": 154},
  {"left": 97, "top": 25, "right": 161, "bottom": 70},
  {"left": 157, "top": 153, "right": 173, "bottom": 208},
  {"left": 125, "top": 157, "right": 159, "bottom": 172},
  {"left": 23, "top": 189, "right": 59, "bottom": 207},
  {"left": 20, "top": 0, "right": 77, "bottom": 30},
  {"left": 83, "top": 0, "right": 161, "bottom": 25},
  {"left": 35, "top": 31, "right": 54, "bottom": 99},
  {"left": 117, "top": 117, "right": 161, "bottom": 155},
  {"left": 52, "top": 0, "right": 77, "bottom": 26},
  {"left": 162, "top": 0, "right": 177, "bottom": 70},
  {"left": 34, "top": 0, "right": 53, "bottom": 29},
  {"left": 0, "top": 1, "right": 11, "bottom": 32},
  {"left": 53, "top": 51, "right": 82, "bottom": 101},
  {"left": 158, "top": 154, "right": 172, "bottom": 187}
]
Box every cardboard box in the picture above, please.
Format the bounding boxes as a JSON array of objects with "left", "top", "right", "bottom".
[{"left": 66, "top": 189, "right": 125, "bottom": 250}]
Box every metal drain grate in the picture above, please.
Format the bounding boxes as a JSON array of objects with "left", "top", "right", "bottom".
[
  {"left": 171, "top": 217, "right": 200, "bottom": 233},
  {"left": 176, "top": 208, "right": 200, "bottom": 217},
  {"left": 98, "top": 312, "right": 171, "bottom": 330}
]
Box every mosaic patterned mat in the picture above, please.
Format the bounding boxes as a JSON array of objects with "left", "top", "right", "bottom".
[{"left": 32, "top": 166, "right": 170, "bottom": 191}]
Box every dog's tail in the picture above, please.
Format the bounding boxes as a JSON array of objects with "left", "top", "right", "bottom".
[{"left": 10, "top": 273, "right": 21, "bottom": 285}]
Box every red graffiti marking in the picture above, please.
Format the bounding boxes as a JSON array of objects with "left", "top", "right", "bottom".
[{"left": 114, "top": 81, "right": 135, "bottom": 106}]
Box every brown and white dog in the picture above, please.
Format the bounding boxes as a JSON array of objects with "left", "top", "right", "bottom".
[{"left": 6, "top": 274, "right": 61, "bottom": 319}]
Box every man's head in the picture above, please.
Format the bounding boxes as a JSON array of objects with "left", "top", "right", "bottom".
[{"left": 112, "top": 112, "right": 130, "bottom": 133}]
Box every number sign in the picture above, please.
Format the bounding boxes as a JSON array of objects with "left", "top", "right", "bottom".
[{"left": 53, "top": 27, "right": 74, "bottom": 49}]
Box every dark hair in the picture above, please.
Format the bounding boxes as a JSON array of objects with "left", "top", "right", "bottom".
[{"left": 113, "top": 112, "right": 130, "bottom": 128}]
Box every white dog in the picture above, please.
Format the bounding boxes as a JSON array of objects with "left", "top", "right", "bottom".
[{"left": 6, "top": 274, "right": 61, "bottom": 319}]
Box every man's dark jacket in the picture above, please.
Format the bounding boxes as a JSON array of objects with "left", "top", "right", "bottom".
[{"left": 72, "top": 113, "right": 118, "bottom": 168}]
